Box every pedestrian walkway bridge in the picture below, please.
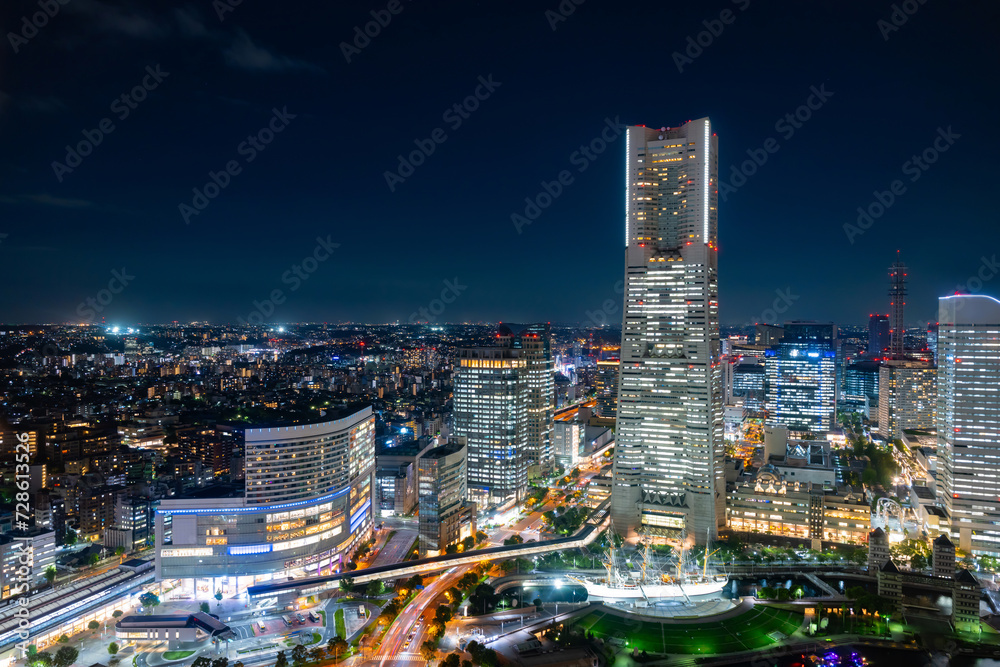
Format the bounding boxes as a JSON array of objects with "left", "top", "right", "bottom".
[{"left": 247, "top": 500, "right": 611, "bottom": 600}]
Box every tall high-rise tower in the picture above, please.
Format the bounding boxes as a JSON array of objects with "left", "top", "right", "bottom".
[
  {"left": 453, "top": 347, "right": 529, "bottom": 506},
  {"left": 868, "top": 314, "right": 891, "bottom": 356},
  {"left": 610, "top": 119, "right": 723, "bottom": 543},
  {"left": 938, "top": 294, "right": 1000, "bottom": 555},
  {"left": 498, "top": 323, "right": 555, "bottom": 477},
  {"left": 889, "top": 260, "right": 908, "bottom": 357}
]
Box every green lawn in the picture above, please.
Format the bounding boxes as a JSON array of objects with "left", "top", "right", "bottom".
[
  {"left": 335, "top": 608, "right": 346, "bottom": 638},
  {"left": 575, "top": 605, "right": 803, "bottom": 655},
  {"left": 162, "top": 651, "right": 194, "bottom": 661}
]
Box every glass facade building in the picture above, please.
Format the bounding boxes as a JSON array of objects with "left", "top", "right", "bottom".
[
  {"left": 417, "top": 439, "right": 474, "bottom": 556},
  {"left": 764, "top": 322, "right": 837, "bottom": 433},
  {"left": 453, "top": 348, "right": 529, "bottom": 505},
  {"left": 938, "top": 295, "right": 1000, "bottom": 555},
  {"left": 611, "top": 119, "right": 724, "bottom": 543},
  {"left": 154, "top": 406, "right": 375, "bottom": 596}
]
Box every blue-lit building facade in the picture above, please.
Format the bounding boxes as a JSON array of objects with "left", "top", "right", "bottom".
[
  {"left": 764, "top": 323, "right": 838, "bottom": 433},
  {"left": 154, "top": 406, "right": 375, "bottom": 597}
]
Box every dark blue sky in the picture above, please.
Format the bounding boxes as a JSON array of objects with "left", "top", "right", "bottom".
[{"left": 1, "top": 0, "right": 996, "bottom": 326}]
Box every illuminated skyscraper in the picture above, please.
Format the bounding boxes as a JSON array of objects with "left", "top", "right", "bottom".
[
  {"left": 877, "top": 360, "right": 936, "bottom": 440},
  {"left": 596, "top": 354, "right": 620, "bottom": 418},
  {"left": 453, "top": 347, "right": 529, "bottom": 506},
  {"left": 610, "top": 119, "right": 723, "bottom": 543},
  {"left": 764, "top": 322, "right": 837, "bottom": 433},
  {"left": 868, "top": 314, "right": 891, "bottom": 355},
  {"left": 499, "top": 323, "right": 555, "bottom": 476},
  {"left": 938, "top": 294, "right": 1000, "bottom": 555}
]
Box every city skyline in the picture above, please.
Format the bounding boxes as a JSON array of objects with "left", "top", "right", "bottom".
[{"left": 1, "top": 1, "right": 998, "bottom": 326}]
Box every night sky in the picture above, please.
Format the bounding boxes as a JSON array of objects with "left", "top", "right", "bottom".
[{"left": 1, "top": 0, "right": 997, "bottom": 327}]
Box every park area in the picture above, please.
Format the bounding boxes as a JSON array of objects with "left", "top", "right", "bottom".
[{"left": 574, "top": 604, "right": 803, "bottom": 655}]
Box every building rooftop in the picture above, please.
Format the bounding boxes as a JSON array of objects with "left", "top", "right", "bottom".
[
  {"left": 422, "top": 440, "right": 465, "bottom": 459},
  {"left": 934, "top": 534, "right": 954, "bottom": 547}
]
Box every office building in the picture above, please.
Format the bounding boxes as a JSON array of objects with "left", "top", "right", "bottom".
[
  {"left": 726, "top": 467, "right": 870, "bottom": 548},
  {"left": 453, "top": 347, "right": 529, "bottom": 506},
  {"left": 877, "top": 360, "right": 936, "bottom": 440},
  {"left": 104, "top": 495, "right": 154, "bottom": 553},
  {"left": 927, "top": 322, "right": 939, "bottom": 366},
  {"left": 732, "top": 360, "right": 765, "bottom": 411},
  {"left": 595, "top": 356, "right": 620, "bottom": 419},
  {"left": 868, "top": 314, "right": 891, "bottom": 355},
  {"left": 375, "top": 438, "right": 435, "bottom": 516},
  {"left": 938, "top": 294, "right": 1000, "bottom": 555},
  {"left": 553, "top": 421, "right": 583, "bottom": 469},
  {"left": 154, "top": 405, "right": 376, "bottom": 596},
  {"left": 499, "top": 324, "right": 555, "bottom": 476},
  {"left": 755, "top": 324, "right": 784, "bottom": 347},
  {"left": 417, "top": 438, "right": 476, "bottom": 557},
  {"left": 844, "top": 360, "right": 880, "bottom": 405},
  {"left": 611, "top": 119, "right": 724, "bottom": 543},
  {"left": 764, "top": 322, "right": 837, "bottom": 434}
]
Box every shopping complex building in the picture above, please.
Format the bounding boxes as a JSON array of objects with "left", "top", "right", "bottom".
[{"left": 154, "top": 405, "right": 375, "bottom": 598}]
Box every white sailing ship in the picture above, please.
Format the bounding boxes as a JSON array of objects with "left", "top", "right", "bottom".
[{"left": 568, "top": 530, "right": 728, "bottom": 600}]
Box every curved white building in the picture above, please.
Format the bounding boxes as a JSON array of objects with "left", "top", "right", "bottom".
[{"left": 155, "top": 406, "right": 375, "bottom": 597}]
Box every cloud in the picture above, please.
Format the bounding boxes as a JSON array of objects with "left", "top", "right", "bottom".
[
  {"left": 70, "top": 0, "right": 169, "bottom": 39},
  {"left": 173, "top": 7, "right": 209, "bottom": 39},
  {"left": 21, "top": 194, "right": 95, "bottom": 209},
  {"left": 223, "top": 29, "right": 323, "bottom": 73}
]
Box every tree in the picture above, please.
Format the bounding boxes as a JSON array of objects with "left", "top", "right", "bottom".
[
  {"left": 470, "top": 583, "right": 497, "bottom": 614},
  {"left": 419, "top": 641, "right": 437, "bottom": 662},
  {"left": 88, "top": 620, "right": 100, "bottom": 632},
  {"left": 53, "top": 646, "right": 78, "bottom": 667},
  {"left": 309, "top": 648, "right": 324, "bottom": 663},
  {"left": 461, "top": 536, "right": 476, "bottom": 551},
  {"left": 911, "top": 553, "right": 927, "bottom": 570},
  {"left": 367, "top": 580, "right": 385, "bottom": 597},
  {"left": 339, "top": 577, "right": 354, "bottom": 594},
  {"left": 445, "top": 544, "right": 459, "bottom": 555},
  {"left": 87, "top": 553, "right": 101, "bottom": 568},
  {"left": 63, "top": 528, "right": 78, "bottom": 546},
  {"left": 462, "top": 661, "right": 472, "bottom": 667},
  {"left": 274, "top": 652, "right": 288, "bottom": 667},
  {"left": 200, "top": 602, "right": 211, "bottom": 614},
  {"left": 114, "top": 547, "right": 125, "bottom": 558},
  {"left": 475, "top": 531, "right": 488, "bottom": 544},
  {"left": 192, "top": 658, "right": 211, "bottom": 667},
  {"left": 211, "top": 657, "right": 228, "bottom": 667},
  {"left": 214, "top": 591, "right": 223, "bottom": 602},
  {"left": 45, "top": 565, "right": 57, "bottom": 585},
  {"left": 58, "top": 635, "right": 69, "bottom": 644},
  {"left": 327, "top": 636, "right": 348, "bottom": 660},
  {"left": 234, "top": 662, "right": 244, "bottom": 667},
  {"left": 29, "top": 652, "right": 52, "bottom": 667},
  {"left": 435, "top": 604, "right": 452, "bottom": 624},
  {"left": 458, "top": 572, "right": 479, "bottom": 591},
  {"left": 112, "top": 610, "right": 123, "bottom": 620},
  {"left": 139, "top": 592, "right": 160, "bottom": 611},
  {"left": 442, "top": 654, "right": 461, "bottom": 667},
  {"left": 776, "top": 588, "right": 791, "bottom": 602},
  {"left": 291, "top": 644, "right": 307, "bottom": 666},
  {"left": 405, "top": 574, "right": 423, "bottom": 590}
]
